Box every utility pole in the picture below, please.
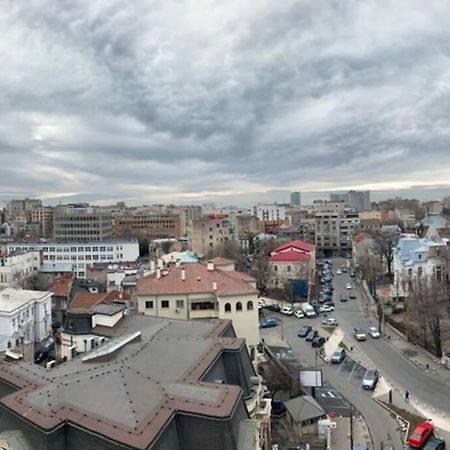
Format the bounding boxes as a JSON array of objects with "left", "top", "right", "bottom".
[{"left": 349, "top": 405, "right": 354, "bottom": 450}]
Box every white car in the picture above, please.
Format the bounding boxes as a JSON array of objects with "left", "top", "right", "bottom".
[
  {"left": 294, "top": 310, "right": 305, "bottom": 319},
  {"left": 368, "top": 327, "right": 381, "bottom": 338},
  {"left": 322, "top": 317, "right": 338, "bottom": 327},
  {"left": 319, "top": 304, "right": 335, "bottom": 313},
  {"left": 281, "top": 306, "right": 293, "bottom": 316},
  {"left": 346, "top": 283, "right": 352, "bottom": 290},
  {"left": 336, "top": 269, "right": 342, "bottom": 275}
]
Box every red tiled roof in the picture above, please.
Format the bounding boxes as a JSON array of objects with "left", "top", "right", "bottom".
[
  {"left": 136, "top": 263, "right": 257, "bottom": 297},
  {"left": 269, "top": 250, "right": 311, "bottom": 263},
  {"left": 70, "top": 291, "right": 130, "bottom": 310},
  {"left": 49, "top": 275, "right": 74, "bottom": 298},
  {"left": 273, "top": 240, "right": 315, "bottom": 254}
]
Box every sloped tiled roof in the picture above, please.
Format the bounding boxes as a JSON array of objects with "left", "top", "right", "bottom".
[
  {"left": 273, "top": 240, "right": 315, "bottom": 254},
  {"left": 136, "top": 263, "right": 257, "bottom": 297},
  {"left": 209, "top": 257, "right": 235, "bottom": 265},
  {"left": 70, "top": 290, "right": 130, "bottom": 311},
  {"left": 48, "top": 275, "right": 74, "bottom": 298},
  {"left": 269, "top": 250, "right": 311, "bottom": 263}
]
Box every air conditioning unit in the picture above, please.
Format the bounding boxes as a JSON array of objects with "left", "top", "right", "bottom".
[{"left": 175, "top": 308, "right": 180, "bottom": 313}]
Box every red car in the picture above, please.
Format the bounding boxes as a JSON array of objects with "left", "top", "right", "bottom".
[{"left": 408, "top": 421, "right": 434, "bottom": 448}]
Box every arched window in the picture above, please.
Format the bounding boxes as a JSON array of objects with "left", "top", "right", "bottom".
[
  {"left": 247, "top": 301, "right": 254, "bottom": 310},
  {"left": 224, "top": 303, "right": 231, "bottom": 312},
  {"left": 417, "top": 266, "right": 423, "bottom": 277},
  {"left": 236, "top": 302, "right": 243, "bottom": 311},
  {"left": 408, "top": 268, "right": 413, "bottom": 277}
]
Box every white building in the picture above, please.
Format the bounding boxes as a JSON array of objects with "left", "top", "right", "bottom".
[
  {"left": 0, "top": 250, "right": 42, "bottom": 289},
  {"left": 6, "top": 240, "right": 139, "bottom": 278},
  {"left": 0, "top": 288, "right": 52, "bottom": 351},
  {"left": 254, "top": 204, "right": 286, "bottom": 221},
  {"left": 392, "top": 234, "right": 448, "bottom": 298}
]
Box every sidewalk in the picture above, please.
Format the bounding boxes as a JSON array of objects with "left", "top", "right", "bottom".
[{"left": 330, "top": 416, "right": 372, "bottom": 450}]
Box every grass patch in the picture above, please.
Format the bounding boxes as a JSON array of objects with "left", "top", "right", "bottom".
[{"left": 380, "top": 401, "right": 426, "bottom": 432}]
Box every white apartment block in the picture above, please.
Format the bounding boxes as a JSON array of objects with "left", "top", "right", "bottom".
[
  {"left": 0, "top": 250, "right": 42, "bottom": 290},
  {"left": 255, "top": 204, "right": 286, "bottom": 221},
  {"left": 6, "top": 240, "right": 139, "bottom": 279},
  {"left": 0, "top": 288, "right": 52, "bottom": 351}
]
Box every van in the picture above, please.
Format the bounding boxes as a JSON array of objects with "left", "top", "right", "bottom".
[
  {"left": 331, "top": 348, "right": 346, "bottom": 364},
  {"left": 301, "top": 303, "right": 316, "bottom": 318}
]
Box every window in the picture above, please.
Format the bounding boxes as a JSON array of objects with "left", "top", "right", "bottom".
[
  {"left": 417, "top": 267, "right": 423, "bottom": 277},
  {"left": 78, "top": 247, "right": 84, "bottom": 252},
  {"left": 236, "top": 302, "right": 242, "bottom": 311},
  {"left": 176, "top": 300, "right": 184, "bottom": 309},
  {"left": 224, "top": 303, "right": 231, "bottom": 312},
  {"left": 145, "top": 300, "right": 154, "bottom": 309},
  {"left": 247, "top": 301, "right": 254, "bottom": 310},
  {"left": 287, "top": 265, "right": 291, "bottom": 272},
  {"left": 274, "top": 265, "right": 278, "bottom": 272},
  {"left": 92, "top": 247, "right": 98, "bottom": 251},
  {"left": 85, "top": 246, "right": 91, "bottom": 251},
  {"left": 70, "top": 247, "right": 76, "bottom": 252},
  {"left": 161, "top": 300, "right": 169, "bottom": 308},
  {"left": 408, "top": 268, "right": 413, "bottom": 277}
]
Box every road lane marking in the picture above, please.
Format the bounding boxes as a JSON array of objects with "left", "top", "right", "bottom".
[
  {"left": 347, "top": 361, "right": 359, "bottom": 381},
  {"left": 336, "top": 357, "right": 347, "bottom": 374}
]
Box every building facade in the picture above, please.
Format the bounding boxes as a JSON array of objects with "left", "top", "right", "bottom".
[
  {"left": 113, "top": 214, "right": 181, "bottom": 241},
  {"left": 0, "top": 250, "right": 41, "bottom": 290},
  {"left": 0, "top": 288, "right": 52, "bottom": 351},
  {"left": 53, "top": 206, "right": 113, "bottom": 242},
  {"left": 31, "top": 206, "right": 54, "bottom": 239},
  {"left": 290, "top": 192, "right": 301, "bottom": 207},
  {"left": 6, "top": 240, "right": 139, "bottom": 279}
]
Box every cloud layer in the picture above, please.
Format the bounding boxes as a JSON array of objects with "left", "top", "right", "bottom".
[{"left": 1, "top": 0, "right": 450, "bottom": 205}]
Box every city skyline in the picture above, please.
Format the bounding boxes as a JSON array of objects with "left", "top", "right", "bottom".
[{"left": 1, "top": 1, "right": 450, "bottom": 206}]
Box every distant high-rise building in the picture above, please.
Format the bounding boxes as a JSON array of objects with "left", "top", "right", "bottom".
[
  {"left": 290, "top": 191, "right": 301, "bottom": 206},
  {"left": 330, "top": 191, "right": 370, "bottom": 212}
]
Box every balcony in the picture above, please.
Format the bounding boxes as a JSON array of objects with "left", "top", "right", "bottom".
[{"left": 190, "top": 309, "right": 219, "bottom": 319}]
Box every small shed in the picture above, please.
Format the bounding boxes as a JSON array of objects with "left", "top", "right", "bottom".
[{"left": 284, "top": 395, "right": 326, "bottom": 436}]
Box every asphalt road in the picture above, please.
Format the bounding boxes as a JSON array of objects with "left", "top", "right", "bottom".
[
  {"left": 262, "top": 315, "right": 403, "bottom": 449},
  {"left": 329, "top": 257, "right": 450, "bottom": 420}
]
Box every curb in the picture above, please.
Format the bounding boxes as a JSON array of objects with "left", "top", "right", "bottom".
[{"left": 375, "top": 399, "right": 410, "bottom": 445}]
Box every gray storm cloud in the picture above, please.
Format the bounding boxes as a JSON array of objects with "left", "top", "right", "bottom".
[{"left": 1, "top": 0, "right": 450, "bottom": 205}]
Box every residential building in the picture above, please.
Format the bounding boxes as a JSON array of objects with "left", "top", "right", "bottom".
[
  {"left": 359, "top": 210, "right": 381, "bottom": 220},
  {"left": 359, "top": 219, "right": 382, "bottom": 233},
  {"left": 231, "top": 213, "right": 259, "bottom": 250},
  {"left": 0, "top": 250, "right": 41, "bottom": 289},
  {"left": 255, "top": 204, "right": 286, "bottom": 221},
  {"left": 314, "top": 209, "right": 359, "bottom": 254},
  {"left": 135, "top": 259, "right": 259, "bottom": 356},
  {"left": 290, "top": 192, "right": 301, "bottom": 207},
  {"left": 392, "top": 233, "right": 448, "bottom": 298},
  {"left": 86, "top": 261, "right": 142, "bottom": 292},
  {"left": 48, "top": 274, "right": 75, "bottom": 323},
  {"left": 0, "top": 313, "right": 270, "bottom": 450},
  {"left": 313, "top": 200, "right": 350, "bottom": 213},
  {"left": 330, "top": 191, "right": 370, "bottom": 211},
  {"left": 53, "top": 205, "right": 113, "bottom": 242},
  {"left": 268, "top": 240, "right": 316, "bottom": 297},
  {"left": 113, "top": 214, "right": 181, "bottom": 241},
  {"left": 31, "top": 206, "right": 54, "bottom": 238},
  {"left": 6, "top": 198, "right": 42, "bottom": 222},
  {"left": 6, "top": 239, "right": 139, "bottom": 278},
  {"left": 189, "top": 215, "right": 235, "bottom": 256},
  {"left": 0, "top": 288, "right": 52, "bottom": 351}
]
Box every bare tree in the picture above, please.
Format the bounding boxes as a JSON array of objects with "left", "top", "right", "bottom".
[
  {"left": 373, "top": 231, "right": 397, "bottom": 280},
  {"left": 207, "top": 240, "right": 247, "bottom": 272},
  {"left": 252, "top": 256, "right": 272, "bottom": 294}
]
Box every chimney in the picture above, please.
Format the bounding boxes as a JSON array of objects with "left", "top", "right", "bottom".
[
  {"left": 207, "top": 261, "right": 214, "bottom": 271},
  {"left": 156, "top": 269, "right": 161, "bottom": 280},
  {"left": 212, "top": 281, "right": 217, "bottom": 291},
  {"left": 181, "top": 268, "right": 186, "bottom": 281}
]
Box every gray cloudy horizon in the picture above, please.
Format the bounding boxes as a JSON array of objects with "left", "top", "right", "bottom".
[{"left": 1, "top": 0, "right": 450, "bottom": 206}]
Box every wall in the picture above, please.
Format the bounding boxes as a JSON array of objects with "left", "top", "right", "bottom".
[{"left": 94, "top": 311, "right": 124, "bottom": 327}]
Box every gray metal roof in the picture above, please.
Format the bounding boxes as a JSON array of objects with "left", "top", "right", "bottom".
[
  {"left": 0, "top": 315, "right": 244, "bottom": 449},
  {"left": 284, "top": 395, "right": 326, "bottom": 423}
]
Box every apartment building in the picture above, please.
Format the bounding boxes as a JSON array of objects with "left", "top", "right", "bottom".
[
  {"left": 113, "top": 214, "right": 181, "bottom": 240},
  {"left": 189, "top": 215, "right": 235, "bottom": 256},
  {"left": 31, "top": 206, "right": 54, "bottom": 238},
  {"left": 6, "top": 240, "right": 139, "bottom": 278},
  {"left": 6, "top": 198, "right": 42, "bottom": 221},
  {"left": 314, "top": 208, "right": 360, "bottom": 254},
  {"left": 0, "top": 250, "right": 41, "bottom": 289},
  {"left": 0, "top": 288, "right": 52, "bottom": 351},
  {"left": 330, "top": 191, "right": 370, "bottom": 212},
  {"left": 53, "top": 205, "right": 113, "bottom": 242},
  {"left": 136, "top": 259, "right": 260, "bottom": 355}
]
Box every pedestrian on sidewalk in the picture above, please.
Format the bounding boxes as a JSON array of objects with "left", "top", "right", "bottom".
[{"left": 405, "top": 390, "right": 409, "bottom": 403}]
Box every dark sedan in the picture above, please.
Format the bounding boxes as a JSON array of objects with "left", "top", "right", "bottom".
[
  {"left": 298, "top": 325, "right": 312, "bottom": 337},
  {"left": 312, "top": 336, "right": 326, "bottom": 348}
]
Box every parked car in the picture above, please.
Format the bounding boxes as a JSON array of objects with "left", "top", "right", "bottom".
[
  {"left": 362, "top": 369, "right": 379, "bottom": 389},
  {"left": 34, "top": 335, "right": 55, "bottom": 364},
  {"left": 281, "top": 306, "right": 293, "bottom": 316},
  {"left": 319, "top": 294, "right": 332, "bottom": 304},
  {"left": 368, "top": 327, "right": 381, "bottom": 339},
  {"left": 349, "top": 291, "right": 357, "bottom": 299},
  {"left": 422, "top": 435, "right": 446, "bottom": 450},
  {"left": 305, "top": 330, "right": 319, "bottom": 342},
  {"left": 312, "top": 336, "right": 326, "bottom": 348},
  {"left": 294, "top": 309, "right": 305, "bottom": 319},
  {"left": 322, "top": 318, "right": 338, "bottom": 327},
  {"left": 346, "top": 283, "right": 352, "bottom": 289},
  {"left": 408, "top": 422, "right": 434, "bottom": 448},
  {"left": 341, "top": 267, "right": 347, "bottom": 273},
  {"left": 336, "top": 269, "right": 342, "bottom": 275},
  {"left": 353, "top": 328, "right": 366, "bottom": 341},
  {"left": 319, "top": 304, "right": 335, "bottom": 313},
  {"left": 298, "top": 325, "right": 312, "bottom": 337},
  {"left": 260, "top": 318, "right": 278, "bottom": 328},
  {"left": 350, "top": 270, "right": 356, "bottom": 278},
  {"left": 340, "top": 294, "right": 348, "bottom": 302},
  {"left": 265, "top": 304, "right": 281, "bottom": 312},
  {"left": 331, "top": 347, "right": 346, "bottom": 363}
]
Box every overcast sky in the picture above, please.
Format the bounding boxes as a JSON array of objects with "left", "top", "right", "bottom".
[{"left": 1, "top": 0, "right": 450, "bottom": 207}]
